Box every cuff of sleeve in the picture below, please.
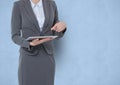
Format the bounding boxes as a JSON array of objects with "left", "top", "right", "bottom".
[
  {"left": 62, "top": 28, "right": 67, "bottom": 33},
  {"left": 23, "top": 40, "right": 32, "bottom": 51},
  {"left": 27, "top": 42, "right": 31, "bottom": 51},
  {"left": 55, "top": 28, "right": 67, "bottom": 39}
]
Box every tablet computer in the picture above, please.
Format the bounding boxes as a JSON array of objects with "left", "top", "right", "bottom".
[{"left": 26, "top": 35, "right": 58, "bottom": 41}]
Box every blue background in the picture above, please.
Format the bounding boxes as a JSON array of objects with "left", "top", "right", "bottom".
[{"left": 0, "top": 0, "right": 120, "bottom": 85}]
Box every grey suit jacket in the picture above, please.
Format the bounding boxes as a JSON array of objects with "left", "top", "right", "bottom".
[{"left": 11, "top": 0, "right": 66, "bottom": 55}]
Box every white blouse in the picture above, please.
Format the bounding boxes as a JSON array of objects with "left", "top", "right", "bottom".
[{"left": 30, "top": 0, "right": 45, "bottom": 31}]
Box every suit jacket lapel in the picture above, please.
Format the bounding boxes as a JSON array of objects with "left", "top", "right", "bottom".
[
  {"left": 22, "top": 0, "right": 50, "bottom": 33},
  {"left": 42, "top": 0, "right": 50, "bottom": 33},
  {"left": 23, "top": 0, "right": 41, "bottom": 32}
]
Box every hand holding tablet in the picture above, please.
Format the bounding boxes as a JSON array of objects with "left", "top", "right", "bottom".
[{"left": 26, "top": 36, "right": 58, "bottom": 46}]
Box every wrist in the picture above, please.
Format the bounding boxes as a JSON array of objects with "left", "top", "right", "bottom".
[{"left": 30, "top": 42, "right": 34, "bottom": 46}]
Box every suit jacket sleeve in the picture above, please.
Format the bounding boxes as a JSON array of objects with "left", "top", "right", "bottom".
[
  {"left": 52, "top": 1, "right": 67, "bottom": 39},
  {"left": 11, "top": 2, "right": 31, "bottom": 50}
]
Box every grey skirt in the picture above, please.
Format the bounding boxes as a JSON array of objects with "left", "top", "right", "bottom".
[{"left": 18, "top": 45, "right": 55, "bottom": 85}]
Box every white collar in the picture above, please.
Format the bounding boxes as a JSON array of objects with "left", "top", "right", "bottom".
[{"left": 30, "top": 0, "right": 43, "bottom": 8}]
